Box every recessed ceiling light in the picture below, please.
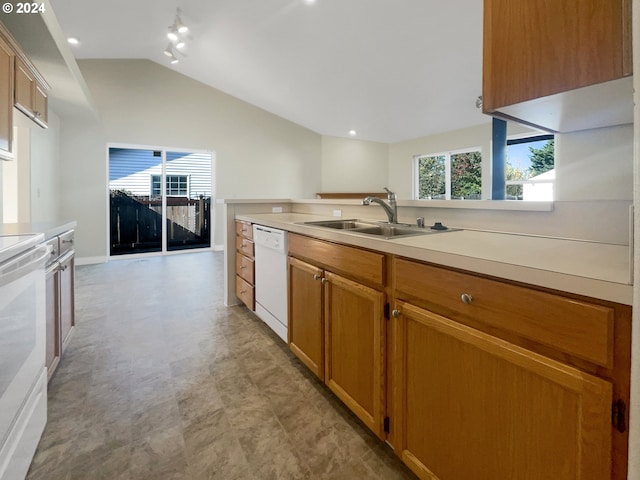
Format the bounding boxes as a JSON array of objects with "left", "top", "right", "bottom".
[
  {"left": 349, "top": 130, "right": 357, "bottom": 136},
  {"left": 176, "top": 41, "right": 185, "bottom": 49},
  {"left": 67, "top": 37, "right": 80, "bottom": 45}
]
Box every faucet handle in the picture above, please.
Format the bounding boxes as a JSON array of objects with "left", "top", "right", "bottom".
[{"left": 383, "top": 187, "right": 396, "bottom": 200}]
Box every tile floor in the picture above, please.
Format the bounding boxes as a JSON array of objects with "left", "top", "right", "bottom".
[{"left": 25, "top": 251, "right": 417, "bottom": 480}]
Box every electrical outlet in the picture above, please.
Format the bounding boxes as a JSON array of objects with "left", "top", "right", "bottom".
[
  {"left": 333, "top": 209, "right": 342, "bottom": 217},
  {"left": 272, "top": 206, "right": 283, "bottom": 213}
]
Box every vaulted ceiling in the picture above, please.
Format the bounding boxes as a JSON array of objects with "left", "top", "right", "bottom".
[{"left": 47, "top": 0, "right": 489, "bottom": 143}]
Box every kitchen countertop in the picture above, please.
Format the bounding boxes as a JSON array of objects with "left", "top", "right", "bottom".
[
  {"left": 0, "top": 233, "right": 45, "bottom": 264},
  {"left": 0, "top": 221, "right": 77, "bottom": 241},
  {"left": 236, "top": 212, "right": 633, "bottom": 305}
]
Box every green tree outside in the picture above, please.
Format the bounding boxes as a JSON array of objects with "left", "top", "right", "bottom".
[
  {"left": 417, "top": 155, "right": 445, "bottom": 199},
  {"left": 529, "top": 139, "right": 554, "bottom": 176},
  {"left": 451, "top": 151, "right": 482, "bottom": 199}
]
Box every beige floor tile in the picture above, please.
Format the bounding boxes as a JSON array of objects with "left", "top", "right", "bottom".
[{"left": 25, "top": 252, "right": 415, "bottom": 480}]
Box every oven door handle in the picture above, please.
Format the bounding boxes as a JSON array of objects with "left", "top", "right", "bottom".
[{"left": 0, "top": 244, "right": 52, "bottom": 287}]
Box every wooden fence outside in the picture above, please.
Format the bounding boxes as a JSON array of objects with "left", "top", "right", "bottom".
[{"left": 110, "top": 191, "right": 211, "bottom": 255}]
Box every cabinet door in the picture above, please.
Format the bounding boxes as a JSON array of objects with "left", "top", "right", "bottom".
[
  {"left": 59, "top": 254, "right": 75, "bottom": 350},
  {"left": 324, "top": 272, "right": 386, "bottom": 437},
  {"left": 33, "top": 83, "right": 47, "bottom": 127},
  {"left": 0, "top": 34, "right": 13, "bottom": 157},
  {"left": 288, "top": 257, "right": 324, "bottom": 380},
  {"left": 14, "top": 57, "right": 34, "bottom": 116},
  {"left": 393, "top": 301, "right": 612, "bottom": 480},
  {"left": 483, "top": 0, "right": 630, "bottom": 111},
  {"left": 45, "top": 267, "right": 60, "bottom": 380}
]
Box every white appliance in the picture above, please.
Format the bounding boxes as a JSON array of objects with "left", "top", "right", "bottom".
[
  {"left": 0, "top": 234, "right": 49, "bottom": 480},
  {"left": 252, "top": 225, "right": 288, "bottom": 342}
]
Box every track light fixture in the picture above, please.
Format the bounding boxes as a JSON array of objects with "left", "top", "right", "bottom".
[
  {"left": 164, "top": 8, "right": 189, "bottom": 63},
  {"left": 167, "top": 8, "right": 188, "bottom": 40}
]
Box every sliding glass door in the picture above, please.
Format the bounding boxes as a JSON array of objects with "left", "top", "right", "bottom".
[{"left": 109, "top": 147, "right": 213, "bottom": 256}]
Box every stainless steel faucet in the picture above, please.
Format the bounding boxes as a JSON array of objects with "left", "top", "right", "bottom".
[{"left": 362, "top": 187, "right": 398, "bottom": 224}]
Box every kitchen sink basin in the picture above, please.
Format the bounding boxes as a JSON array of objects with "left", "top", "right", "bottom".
[
  {"left": 301, "top": 219, "right": 375, "bottom": 230},
  {"left": 300, "top": 219, "right": 456, "bottom": 239},
  {"left": 350, "top": 225, "right": 430, "bottom": 238}
]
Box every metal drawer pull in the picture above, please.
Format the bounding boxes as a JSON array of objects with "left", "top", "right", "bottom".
[
  {"left": 392, "top": 309, "right": 401, "bottom": 318},
  {"left": 461, "top": 293, "right": 473, "bottom": 305},
  {"left": 321, "top": 278, "right": 327, "bottom": 285},
  {"left": 313, "top": 274, "right": 321, "bottom": 281}
]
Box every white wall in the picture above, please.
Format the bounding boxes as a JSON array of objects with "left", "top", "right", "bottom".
[
  {"left": 58, "top": 115, "right": 107, "bottom": 260},
  {"left": 556, "top": 124, "right": 634, "bottom": 201},
  {"left": 30, "top": 110, "right": 61, "bottom": 222},
  {"left": 3, "top": 112, "right": 33, "bottom": 223},
  {"left": 64, "top": 59, "right": 322, "bottom": 255},
  {"left": 320, "top": 135, "right": 389, "bottom": 192}
]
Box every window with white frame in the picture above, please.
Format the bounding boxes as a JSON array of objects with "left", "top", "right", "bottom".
[
  {"left": 151, "top": 174, "right": 189, "bottom": 197},
  {"left": 505, "top": 134, "right": 554, "bottom": 201},
  {"left": 414, "top": 149, "right": 482, "bottom": 200}
]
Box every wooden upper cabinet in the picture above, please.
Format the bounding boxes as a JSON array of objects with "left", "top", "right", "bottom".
[
  {"left": 482, "top": 0, "right": 632, "bottom": 131},
  {"left": 14, "top": 57, "right": 34, "bottom": 115},
  {"left": 33, "top": 82, "right": 48, "bottom": 126},
  {"left": 0, "top": 33, "right": 14, "bottom": 159},
  {"left": 14, "top": 56, "right": 47, "bottom": 127}
]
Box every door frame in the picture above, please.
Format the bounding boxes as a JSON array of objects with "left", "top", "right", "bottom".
[{"left": 106, "top": 142, "right": 216, "bottom": 260}]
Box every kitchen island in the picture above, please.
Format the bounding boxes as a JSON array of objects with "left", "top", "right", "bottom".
[{"left": 222, "top": 199, "right": 633, "bottom": 480}]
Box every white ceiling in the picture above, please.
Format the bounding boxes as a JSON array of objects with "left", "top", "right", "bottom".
[{"left": 48, "top": 0, "right": 489, "bottom": 143}]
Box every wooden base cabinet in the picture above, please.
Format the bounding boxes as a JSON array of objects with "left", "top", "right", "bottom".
[
  {"left": 44, "top": 231, "right": 76, "bottom": 381},
  {"left": 45, "top": 263, "right": 60, "bottom": 380},
  {"left": 288, "top": 257, "right": 324, "bottom": 379},
  {"left": 392, "top": 301, "right": 612, "bottom": 480},
  {"left": 324, "top": 271, "right": 385, "bottom": 437},
  {"left": 288, "top": 233, "right": 387, "bottom": 438},
  {"left": 235, "top": 221, "right": 255, "bottom": 309}
]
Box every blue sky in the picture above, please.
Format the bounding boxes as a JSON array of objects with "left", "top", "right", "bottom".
[{"left": 506, "top": 139, "right": 549, "bottom": 172}]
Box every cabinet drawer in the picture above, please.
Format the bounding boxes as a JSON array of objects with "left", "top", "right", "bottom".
[
  {"left": 394, "top": 258, "right": 614, "bottom": 367},
  {"left": 235, "top": 220, "right": 253, "bottom": 240},
  {"left": 236, "top": 253, "right": 254, "bottom": 285},
  {"left": 236, "top": 235, "right": 254, "bottom": 258},
  {"left": 58, "top": 230, "right": 74, "bottom": 256},
  {"left": 288, "top": 233, "right": 385, "bottom": 286},
  {"left": 236, "top": 275, "right": 254, "bottom": 310}
]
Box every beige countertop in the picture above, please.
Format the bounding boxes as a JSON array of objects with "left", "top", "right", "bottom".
[{"left": 236, "top": 212, "right": 633, "bottom": 305}]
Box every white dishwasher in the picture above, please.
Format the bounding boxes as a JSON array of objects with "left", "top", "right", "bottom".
[{"left": 252, "top": 225, "right": 288, "bottom": 342}]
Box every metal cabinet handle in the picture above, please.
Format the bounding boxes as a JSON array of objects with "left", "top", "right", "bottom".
[
  {"left": 62, "top": 239, "right": 74, "bottom": 244},
  {"left": 321, "top": 278, "right": 328, "bottom": 285},
  {"left": 461, "top": 293, "right": 473, "bottom": 305},
  {"left": 392, "top": 309, "right": 401, "bottom": 318},
  {"left": 313, "top": 274, "right": 321, "bottom": 281},
  {"left": 239, "top": 265, "right": 246, "bottom": 270}
]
